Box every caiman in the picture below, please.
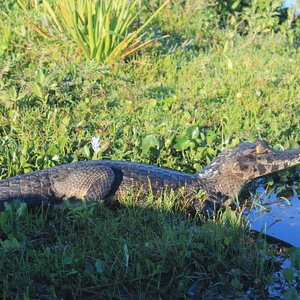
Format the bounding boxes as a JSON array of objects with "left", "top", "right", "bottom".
[{"left": 0, "top": 139, "right": 299, "bottom": 212}]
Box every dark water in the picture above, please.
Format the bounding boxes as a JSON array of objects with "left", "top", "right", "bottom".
[
  {"left": 245, "top": 172, "right": 300, "bottom": 247},
  {"left": 244, "top": 171, "right": 300, "bottom": 299}
]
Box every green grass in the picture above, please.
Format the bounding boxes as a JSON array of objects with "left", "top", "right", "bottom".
[
  {"left": 0, "top": 33, "right": 299, "bottom": 177},
  {"left": 0, "top": 197, "right": 272, "bottom": 299},
  {"left": 0, "top": 0, "right": 299, "bottom": 298}
]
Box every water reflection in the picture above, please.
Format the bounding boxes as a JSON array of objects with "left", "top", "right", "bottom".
[
  {"left": 245, "top": 170, "right": 300, "bottom": 247},
  {"left": 267, "top": 256, "right": 298, "bottom": 300},
  {"left": 243, "top": 170, "right": 300, "bottom": 298}
]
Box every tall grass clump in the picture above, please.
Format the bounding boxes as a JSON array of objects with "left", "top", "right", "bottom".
[
  {"left": 27, "top": 0, "right": 169, "bottom": 63},
  {"left": 0, "top": 19, "right": 11, "bottom": 55}
]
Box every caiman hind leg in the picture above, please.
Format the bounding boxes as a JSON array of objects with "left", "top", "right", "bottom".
[
  {"left": 51, "top": 164, "right": 115, "bottom": 203},
  {"left": 0, "top": 164, "right": 115, "bottom": 207}
]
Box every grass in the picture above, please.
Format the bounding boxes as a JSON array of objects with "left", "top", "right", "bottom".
[
  {"left": 0, "top": 196, "right": 272, "bottom": 299},
  {"left": 0, "top": 34, "right": 299, "bottom": 176},
  {"left": 0, "top": 0, "right": 300, "bottom": 298}
]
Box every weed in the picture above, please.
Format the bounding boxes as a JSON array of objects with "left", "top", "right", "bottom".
[{"left": 20, "top": 0, "right": 170, "bottom": 63}]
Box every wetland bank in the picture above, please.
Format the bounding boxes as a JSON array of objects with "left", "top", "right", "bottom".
[{"left": 0, "top": 0, "right": 299, "bottom": 298}]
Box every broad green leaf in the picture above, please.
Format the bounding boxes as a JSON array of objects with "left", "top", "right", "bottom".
[
  {"left": 231, "top": 0, "right": 241, "bottom": 10},
  {"left": 231, "top": 278, "right": 244, "bottom": 290},
  {"left": 289, "top": 248, "right": 300, "bottom": 270},
  {"left": 173, "top": 136, "right": 190, "bottom": 151},
  {"left": 284, "top": 287, "right": 299, "bottom": 300},
  {"left": 186, "top": 126, "right": 200, "bottom": 139},
  {"left": 58, "top": 135, "right": 67, "bottom": 148},
  {"left": 142, "top": 134, "right": 160, "bottom": 154},
  {"left": 283, "top": 268, "right": 294, "bottom": 282}
]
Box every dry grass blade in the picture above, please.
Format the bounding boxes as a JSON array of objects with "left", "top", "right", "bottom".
[
  {"left": 43, "top": 0, "right": 63, "bottom": 32},
  {"left": 25, "top": 19, "right": 52, "bottom": 40}
]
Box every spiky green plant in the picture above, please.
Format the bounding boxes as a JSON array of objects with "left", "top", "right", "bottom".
[{"left": 38, "top": 0, "right": 169, "bottom": 63}]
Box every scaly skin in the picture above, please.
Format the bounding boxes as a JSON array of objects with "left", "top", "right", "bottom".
[
  {"left": 0, "top": 160, "right": 200, "bottom": 208},
  {"left": 0, "top": 140, "right": 299, "bottom": 211}
]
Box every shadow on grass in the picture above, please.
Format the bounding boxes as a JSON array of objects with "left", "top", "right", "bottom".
[{"left": 0, "top": 191, "right": 275, "bottom": 300}]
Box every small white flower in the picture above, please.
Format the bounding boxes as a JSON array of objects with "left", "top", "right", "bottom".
[
  {"left": 91, "top": 136, "right": 101, "bottom": 153},
  {"left": 256, "top": 89, "right": 263, "bottom": 98},
  {"left": 52, "top": 155, "right": 59, "bottom": 162}
]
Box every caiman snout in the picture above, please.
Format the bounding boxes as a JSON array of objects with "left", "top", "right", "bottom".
[
  {"left": 197, "top": 139, "right": 300, "bottom": 202},
  {"left": 232, "top": 139, "right": 300, "bottom": 180}
]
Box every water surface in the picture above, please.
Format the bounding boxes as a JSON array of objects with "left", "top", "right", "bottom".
[{"left": 246, "top": 170, "right": 300, "bottom": 246}]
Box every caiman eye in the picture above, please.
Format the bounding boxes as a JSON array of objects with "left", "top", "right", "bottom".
[{"left": 255, "top": 144, "right": 269, "bottom": 154}]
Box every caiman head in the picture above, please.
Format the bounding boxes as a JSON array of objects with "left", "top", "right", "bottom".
[{"left": 197, "top": 139, "right": 300, "bottom": 204}]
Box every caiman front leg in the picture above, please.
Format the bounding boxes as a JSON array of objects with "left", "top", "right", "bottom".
[
  {"left": 185, "top": 189, "right": 223, "bottom": 216},
  {"left": 191, "top": 198, "right": 222, "bottom": 216}
]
